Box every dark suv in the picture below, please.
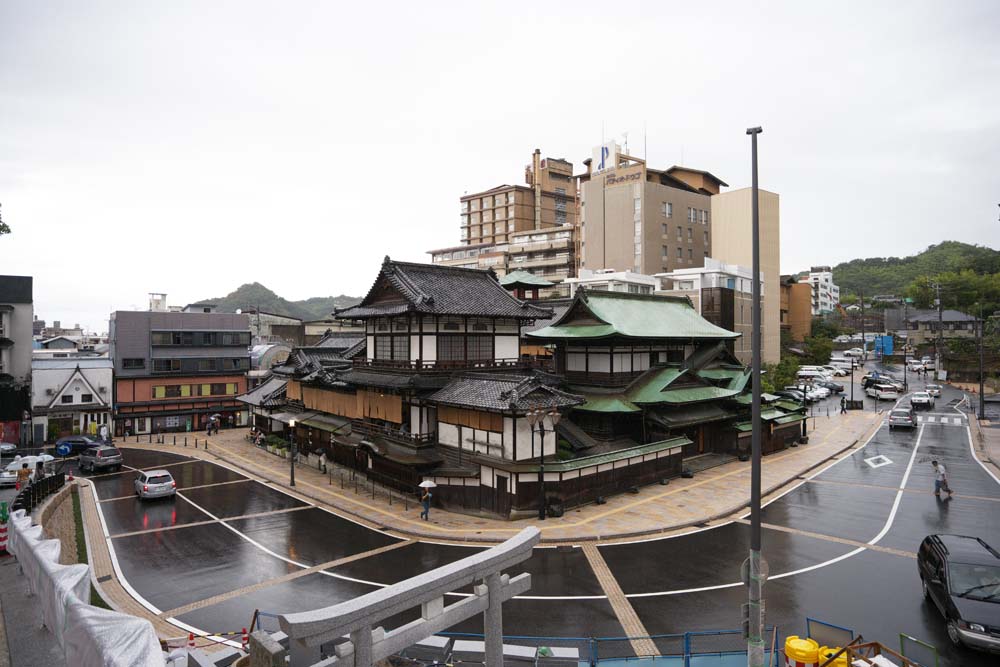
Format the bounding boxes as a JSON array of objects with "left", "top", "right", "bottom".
[
  {"left": 55, "top": 435, "right": 106, "bottom": 454},
  {"left": 918, "top": 534, "right": 1000, "bottom": 653}
]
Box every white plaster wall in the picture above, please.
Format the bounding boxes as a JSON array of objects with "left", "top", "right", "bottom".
[
  {"left": 513, "top": 417, "right": 556, "bottom": 460},
  {"left": 410, "top": 335, "right": 421, "bottom": 361},
  {"left": 438, "top": 422, "right": 459, "bottom": 446},
  {"left": 590, "top": 354, "right": 610, "bottom": 372},
  {"left": 422, "top": 335, "right": 437, "bottom": 362},
  {"left": 366, "top": 335, "right": 374, "bottom": 360},
  {"left": 495, "top": 335, "right": 519, "bottom": 360},
  {"left": 567, "top": 353, "right": 586, "bottom": 371}
]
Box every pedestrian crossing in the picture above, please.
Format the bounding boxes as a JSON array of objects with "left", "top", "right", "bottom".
[{"left": 915, "top": 414, "right": 966, "bottom": 425}]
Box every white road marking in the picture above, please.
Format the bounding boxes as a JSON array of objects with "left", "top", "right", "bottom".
[{"left": 864, "top": 455, "right": 893, "bottom": 469}]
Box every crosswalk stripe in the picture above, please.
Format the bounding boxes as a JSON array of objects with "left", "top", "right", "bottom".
[{"left": 914, "top": 415, "right": 965, "bottom": 426}]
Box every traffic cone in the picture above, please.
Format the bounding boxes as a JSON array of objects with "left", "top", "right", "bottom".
[
  {"left": 241, "top": 627, "right": 249, "bottom": 652},
  {"left": 187, "top": 633, "right": 195, "bottom": 651},
  {"left": 67, "top": 468, "right": 74, "bottom": 482}
]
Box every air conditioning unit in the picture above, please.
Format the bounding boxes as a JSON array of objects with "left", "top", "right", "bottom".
[
  {"left": 46, "top": 388, "right": 55, "bottom": 396},
  {"left": 99, "top": 386, "right": 107, "bottom": 393}
]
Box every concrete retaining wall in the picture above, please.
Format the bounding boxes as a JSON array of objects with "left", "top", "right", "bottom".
[{"left": 38, "top": 483, "right": 78, "bottom": 566}]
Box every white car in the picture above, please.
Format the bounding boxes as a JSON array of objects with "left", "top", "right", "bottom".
[
  {"left": 907, "top": 362, "right": 925, "bottom": 372},
  {"left": 821, "top": 365, "right": 848, "bottom": 377},
  {"left": 844, "top": 348, "right": 865, "bottom": 358},
  {"left": 910, "top": 391, "right": 934, "bottom": 410},
  {"left": 0, "top": 442, "right": 17, "bottom": 456},
  {"left": 926, "top": 384, "right": 942, "bottom": 398},
  {"left": 866, "top": 383, "right": 900, "bottom": 401},
  {"left": 0, "top": 455, "right": 55, "bottom": 487}
]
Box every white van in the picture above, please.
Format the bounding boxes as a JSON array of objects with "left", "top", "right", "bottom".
[
  {"left": 866, "top": 383, "right": 899, "bottom": 401},
  {"left": 796, "top": 369, "right": 829, "bottom": 382}
]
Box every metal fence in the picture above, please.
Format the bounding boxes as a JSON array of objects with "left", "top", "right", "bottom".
[{"left": 10, "top": 472, "right": 67, "bottom": 514}]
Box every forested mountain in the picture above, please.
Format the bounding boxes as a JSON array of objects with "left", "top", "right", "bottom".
[
  {"left": 832, "top": 242, "right": 1000, "bottom": 297},
  {"left": 199, "top": 283, "right": 360, "bottom": 320}
]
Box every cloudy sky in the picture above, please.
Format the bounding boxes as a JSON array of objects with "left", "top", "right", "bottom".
[{"left": 2, "top": 1, "right": 998, "bottom": 332}]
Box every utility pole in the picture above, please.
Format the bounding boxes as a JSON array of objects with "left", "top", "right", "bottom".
[
  {"left": 744, "top": 126, "right": 766, "bottom": 667},
  {"left": 935, "top": 283, "right": 943, "bottom": 381},
  {"left": 979, "top": 302, "right": 986, "bottom": 420},
  {"left": 859, "top": 288, "right": 866, "bottom": 363}
]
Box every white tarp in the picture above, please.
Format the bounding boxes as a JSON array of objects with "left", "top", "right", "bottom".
[
  {"left": 63, "top": 596, "right": 166, "bottom": 667},
  {"left": 38, "top": 558, "right": 90, "bottom": 647}
]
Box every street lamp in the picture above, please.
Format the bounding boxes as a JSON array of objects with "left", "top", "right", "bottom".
[
  {"left": 527, "top": 409, "right": 562, "bottom": 521},
  {"left": 288, "top": 418, "right": 297, "bottom": 487}
]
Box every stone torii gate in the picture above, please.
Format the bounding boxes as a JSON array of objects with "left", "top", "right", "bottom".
[{"left": 277, "top": 527, "right": 541, "bottom": 667}]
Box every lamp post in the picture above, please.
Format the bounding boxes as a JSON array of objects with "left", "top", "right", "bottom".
[
  {"left": 527, "top": 409, "right": 562, "bottom": 521},
  {"left": 745, "top": 125, "right": 766, "bottom": 667},
  {"left": 288, "top": 418, "right": 297, "bottom": 487},
  {"left": 979, "top": 303, "right": 986, "bottom": 421}
]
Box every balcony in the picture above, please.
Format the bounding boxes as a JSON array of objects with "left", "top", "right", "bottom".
[
  {"left": 353, "top": 358, "right": 546, "bottom": 373},
  {"left": 350, "top": 419, "right": 436, "bottom": 446}
]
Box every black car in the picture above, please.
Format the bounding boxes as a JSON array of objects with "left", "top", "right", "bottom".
[
  {"left": 817, "top": 380, "right": 845, "bottom": 393},
  {"left": 55, "top": 435, "right": 105, "bottom": 454},
  {"left": 775, "top": 389, "right": 806, "bottom": 402},
  {"left": 918, "top": 534, "right": 1000, "bottom": 653}
]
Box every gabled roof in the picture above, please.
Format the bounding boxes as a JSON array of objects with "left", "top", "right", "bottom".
[
  {"left": 335, "top": 258, "right": 552, "bottom": 321},
  {"left": 528, "top": 289, "right": 739, "bottom": 341},
  {"left": 428, "top": 373, "right": 584, "bottom": 412},
  {"left": 500, "top": 270, "right": 555, "bottom": 289},
  {"left": 908, "top": 310, "right": 976, "bottom": 323},
  {"left": 237, "top": 377, "right": 288, "bottom": 408},
  {"left": 47, "top": 365, "right": 108, "bottom": 409}
]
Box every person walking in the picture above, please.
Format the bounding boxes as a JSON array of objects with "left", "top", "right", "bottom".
[
  {"left": 420, "top": 488, "right": 432, "bottom": 521},
  {"left": 15, "top": 463, "right": 31, "bottom": 490},
  {"left": 931, "top": 460, "right": 953, "bottom": 498},
  {"left": 840, "top": 396, "right": 847, "bottom": 414}
]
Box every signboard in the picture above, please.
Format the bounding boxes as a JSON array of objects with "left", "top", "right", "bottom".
[
  {"left": 591, "top": 142, "right": 618, "bottom": 174},
  {"left": 56, "top": 443, "right": 72, "bottom": 457},
  {"left": 873, "top": 335, "right": 894, "bottom": 356}
]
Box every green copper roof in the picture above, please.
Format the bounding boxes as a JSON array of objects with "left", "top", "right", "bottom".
[
  {"left": 499, "top": 270, "right": 555, "bottom": 288},
  {"left": 733, "top": 392, "right": 782, "bottom": 405},
  {"left": 649, "top": 403, "right": 738, "bottom": 428},
  {"left": 625, "top": 367, "right": 686, "bottom": 404},
  {"left": 527, "top": 290, "right": 740, "bottom": 341},
  {"left": 774, "top": 413, "right": 807, "bottom": 425},
  {"left": 773, "top": 400, "right": 806, "bottom": 413},
  {"left": 698, "top": 368, "right": 745, "bottom": 381},
  {"left": 574, "top": 393, "right": 642, "bottom": 413},
  {"left": 536, "top": 436, "right": 691, "bottom": 472},
  {"left": 643, "top": 385, "right": 742, "bottom": 404}
]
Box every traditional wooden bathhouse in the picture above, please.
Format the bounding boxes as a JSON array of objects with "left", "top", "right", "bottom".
[{"left": 528, "top": 289, "right": 751, "bottom": 465}]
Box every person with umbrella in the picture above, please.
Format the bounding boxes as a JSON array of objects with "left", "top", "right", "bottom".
[{"left": 419, "top": 480, "right": 436, "bottom": 520}]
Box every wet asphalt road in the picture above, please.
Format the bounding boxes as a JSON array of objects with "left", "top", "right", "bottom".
[{"left": 84, "top": 381, "right": 999, "bottom": 665}]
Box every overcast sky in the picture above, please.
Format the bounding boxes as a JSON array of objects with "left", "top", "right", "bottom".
[{"left": 2, "top": 1, "right": 998, "bottom": 333}]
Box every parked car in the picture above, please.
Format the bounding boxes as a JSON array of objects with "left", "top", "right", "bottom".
[
  {"left": 776, "top": 389, "right": 806, "bottom": 403},
  {"left": 0, "top": 442, "right": 17, "bottom": 455},
  {"left": 867, "top": 383, "right": 900, "bottom": 401},
  {"left": 134, "top": 469, "right": 176, "bottom": 500},
  {"left": 0, "top": 455, "right": 55, "bottom": 487},
  {"left": 55, "top": 435, "right": 105, "bottom": 454},
  {"left": 786, "top": 385, "right": 824, "bottom": 402},
  {"left": 817, "top": 380, "right": 845, "bottom": 393},
  {"left": 911, "top": 391, "right": 935, "bottom": 410},
  {"left": 922, "top": 356, "right": 936, "bottom": 370},
  {"left": 843, "top": 348, "right": 865, "bottom": 358},
  {"left": 78, "top": 446, "right": 123, "bottom": 472},
  {"left": 927, "top": 384, "right": 943, "bottom": 398},
  {"left": 918, "top": 534, "right": 1000, "bottom": 652},
  {"left": 888, "top": 407, "right": 917, "bottom": 430},
  {"left": 821, "top": 365, "right": 848, "bottom": 377},
  {"left": 907, "top": 361, "right": 926, "bottom": 372}
]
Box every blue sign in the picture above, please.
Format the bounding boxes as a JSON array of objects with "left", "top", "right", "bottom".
[
  {"left": 56, "top": 443, "right": 72, "bottom": 457},
  {"left": 873, "top": 335, "right": 894, "bottom": 357}
]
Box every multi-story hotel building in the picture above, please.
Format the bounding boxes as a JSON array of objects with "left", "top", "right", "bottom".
[
  {"left": 798, "top": 266, "right": 841, "bottom": 315},
  {"left": 578, "top": 145, "right": 724, "bottom": 276},
  {"left": 110, "top": 304, "right": 251, "bottom": 435}
]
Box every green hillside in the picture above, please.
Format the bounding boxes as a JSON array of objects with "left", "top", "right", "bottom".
[
  {"left": 201, "top": 282, "right": 360, "bottom": 320},
  {"left": 833, "top": 241, "right": 1000, "bottom": 297}
]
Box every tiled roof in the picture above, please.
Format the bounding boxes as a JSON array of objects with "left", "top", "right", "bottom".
[
  {"left": 338, "top": 369, "right": 450, "bottom": 391},
  {"left": 500, "top": 270, "right": 555, "bottom": 288},
  {"left": 237, "top": 377, "right": 288, "bottom": 408},
  {"left": 528, "top": 290, "right": 739, "bottom": 341},
  {"left": 315, "top": 332, "right": 365, "bottom": 350},
  {"left": 908, "top": 310, "right": 976, "bottom": 323},
  {"left": 336, "top": 258, "right": 552, "bottom": 320},
  {"left": 428, "top": 373, "right": 584, "bottom": 411}
]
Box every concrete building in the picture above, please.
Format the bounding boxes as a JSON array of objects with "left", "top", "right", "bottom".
[
  {"left": 710, "top": 188, "right": 781, "bottom": 364},
  {"left": 245, "top": 309, "right": 304, "bottom": 345},
  {"left": 109, "top": 309, "right": 251, "bottom": 435},
  {"left": 885, "top": 308, "right": 977, "bottom": 347},
  {"left": 655, "top": 258, "right": 762, "bottom": 364},
  {"left": 578, "top": 145, "right": 723, "bottom": 276},
  {"left": 459, "top": 150, "right": 576, "bottom": 247},
  {"left": 564, "top": 269, "right": 657, "bottom": 298},
  {"left": 780, "top": 276, "right": 813, "bottom": 342},
  {"left": 0, "top": 275, "right": 33, "bottom": 445},
  {"left": 30, "top": 358, "right": 113, "bottom": 443},
  {"left": 798, "top": 266, "right": 840, "bottom": 315}
]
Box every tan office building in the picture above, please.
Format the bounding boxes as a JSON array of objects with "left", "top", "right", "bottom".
[
  {"left": 710, "top": 188, "right": 780, "bottom": 363},
  {"left": 579, "top": 149, "right": 724, "bottom": 276},
  {"left": 780, "top": 276, "right": 813, "bottom": 342},
  {"left": 459, "top": 150, "right": 576, "bottom": 247}
]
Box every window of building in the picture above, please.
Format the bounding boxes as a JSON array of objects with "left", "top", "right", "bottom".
[
  {"left": 467, "top": 335, "right": 493, "bottom": 360},
  {"left": 662, "top": 202, "right": 672, "bottom": 218},
  {"left": 122, "top": 358, "right": 145, "bottom": 369},
  {"left": 687, "top": 228, "right": 693, "bottom": 241},
  {"left": 704, "top": 230, "right": 709, "bottom": 245},
  {"left": 61, "top": 395, "right": 73, "bottom": 404},
  {"left": 688, "top": 248, "right": 693, "bottom": 259},
  {"left": 662, "top": 245, "right": 669, "bottom": 257},
  {"left": 677, "top": 247, "right": 683, "bottom": 258},
  {"left": 470, "top": 199, "right": 479, "bottom": 211},
  {"left": 437, "top": 336, "right": 465, "bottom": 361},
  {"left": 77, "top": 392, "right": 93, "bottom": 403},
  {"left": 165, "top": 385, "right": 182, "bottom": 398},
  {"left": 495, "top": 195, "right": 505, "bottom": 207},
  {"left": 197, "top": 359, "right": 216, "bottom": 371},
  {"left": 152, "top": 359, "right": 181, "bottom": 372},
  {"left": 483, "top": 209, "right": 492, "bottom": 222}
]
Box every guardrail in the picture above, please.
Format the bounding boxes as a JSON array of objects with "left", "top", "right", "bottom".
[{"left": 11, "top": 472, "right": 66, "bottom": 514}]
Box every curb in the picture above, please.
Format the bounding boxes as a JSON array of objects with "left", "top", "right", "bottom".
[{"left": 166, "top": 418, "right": 881, "bottom": 545}]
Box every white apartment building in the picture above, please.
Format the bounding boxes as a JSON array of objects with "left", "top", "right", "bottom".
[
  {"left": 562, "top": 268, "right": 658, "bottom": 297},
  {"left": 801, "top": 266, "right": 840, "bottom": 315},
  {"left": 655, "top": 258, "right": 763, "bottom": 364}
]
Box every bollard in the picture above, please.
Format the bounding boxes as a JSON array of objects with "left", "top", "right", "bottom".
[
  {"left": 341, "top": 471, "right": 344, "bottom": 489},
  {"left": 241, "top": 627, "right": 249, "bottom": 652},
  {"left": 173, "top": 435, "right": 176, "bottom": 446},
  {"left": 184, "top": 437, "right": 188, "bottom": 447},
  {"left": 149, "top": 433, "right": 152, "bottom": 444}
]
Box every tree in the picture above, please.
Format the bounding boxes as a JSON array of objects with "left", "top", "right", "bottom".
[
  {"left": 803, "top": 336, "right": 833, "bottom": 366},
  {"left": 762, "top": 356, "right": 800, "bottom": 394},
  {"left": 811, "top": 317, "right": 841, "bottom": 339},
  {"left": 0, "top": 203, "right": 10, "bottom": 237}
]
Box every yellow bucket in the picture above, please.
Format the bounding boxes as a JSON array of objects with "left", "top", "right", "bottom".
[
  {"left": 817, "top": 646, "right": 848, "bottom": 667},
  {"left": 784, "top": 635, "right": 819, "bottom": 666}
]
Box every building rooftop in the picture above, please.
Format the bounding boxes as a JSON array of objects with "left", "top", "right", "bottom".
[
  {"left": 528, "top": 290, "right": 739, "bottom": 341},
  {"left": 0, "top": 275, "right": 32, "bottom": 304},
  {"left": 499, "top": 270, "right": 555, "bottom": 289},
  {"left": 336, "top": 257, "right": 552, "bottom": 321},
  {"left": 428, "top": 373, "right": 584, "bottom": 412},
  {"left": 666, "top": 166, "right": 729, "bottom": 187},
  {"left": 31, "top": 358, "right": 114, "bottom": 369},
  {"left": 908, "top": 310, "right": 976, "bottom": 323}
]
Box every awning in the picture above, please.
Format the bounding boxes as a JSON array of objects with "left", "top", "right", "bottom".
[
  {"left": 268, "top": 411, "right": 318, "bottom": 425},
  {"left": 649, "top": 403, "right": 737, "bottom": 429},
  {"left": 299, "top": 413, "right": 351, "bottom": 433}
]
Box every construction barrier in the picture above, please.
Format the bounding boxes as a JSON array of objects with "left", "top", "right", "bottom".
[
  {"left": 784, "top": 635, "right": 819, "bottom": 667},
  {"left": 817, "top": 646, "right": 847, "bottom": 667}
]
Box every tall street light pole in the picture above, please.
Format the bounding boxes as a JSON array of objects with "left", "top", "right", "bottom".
[
  {"left": 745, "top": 126, "right": 766, "bottom": 667},
  {"left": 289, "top": 418, "right": 297, "bottom": 487},
  {"left": 979, "top": 303, "right": 986, "bottom": 421}
]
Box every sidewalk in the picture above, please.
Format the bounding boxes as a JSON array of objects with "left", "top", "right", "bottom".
[{"left": 119, "top": 407, "right": 882, "bottom": 545}]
